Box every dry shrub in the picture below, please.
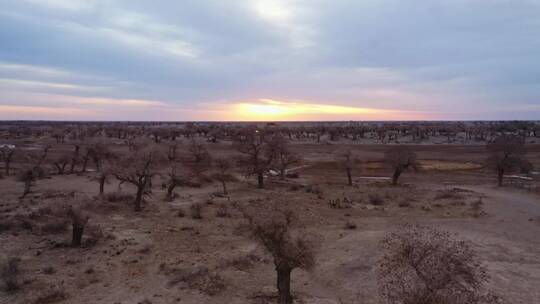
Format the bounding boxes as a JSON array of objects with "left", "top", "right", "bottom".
[
  {"left": 177, "top": 208, "right": 186, "bottom": 217},
  {"left": 305, "top": 184, "right": 323, "bottom": 196},
  {"left": 43, "top": 266, "right": 56, "bottom": 275},
  {"left": 32, "top": 285, "right": 67, "bottom": 304},
  {"left": 225, "top": 253, "right": 261, "bottom": 271},
  {"left": 190, "top": 203, "right": 203, "bottom": 219},
  {"left": 434, "top": 189, "right": 465, "bottom": 201},
  {"left": 84, "top": 224, "right": 104, "bottom": 247},
  {"left": 1, "top": 257, "right": 21, "bottom": 292},
  {"left": 0, "top": 219, "right": 14, "bottom": 233},
  {"left": 378, "top": 225, "right": 501, "bottom": 304},
  {"left": 164, "top": 266, "right": 226, "bottom": 296},
  {"left": 104, "top": 192, "right": 134, "bottom": 203},
  {"left": 470, "top": 198, "right": 486, "bottom": 218},
  {"left": 215, "top": 203, "right": 230, "bottom": 218},
  {"left": 40, "top": 218, "right": 68, "bottom": 234},
  {"left": 328, "top": 197, "right": 353, "bottom": 209},
  {"left": 398, "top": 199, "right": 411, "bottom": 208},
  {"left": 344, "top": 221, "right": 357, "bottom": 230},
  {"left": 368, "top": 194, "right": 384, "bottom": 206}
]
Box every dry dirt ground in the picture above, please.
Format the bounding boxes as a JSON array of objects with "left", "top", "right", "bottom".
[{"left": 1, "top": 141, "right": 540, "bottom": 304}]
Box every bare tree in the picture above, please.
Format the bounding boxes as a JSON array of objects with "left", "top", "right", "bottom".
[
  {"left": 241, "top": 201, "right": 316, "bottom": 304},
  {"left": 0, "top": 145, "right": 17, "bottom": 176},
  {"left": 93, "top": 158, "right": 115, "bottom": 195},
  {"left": 270, "top": 135, "right": 301, "bottom": 180},
  {"left": 88, "top": 142, "right": 113, "bottom": 172},
  {"left": 52, "top": 153, "right": 71, "bottom": 175},
  {"left": 113, "top": 147, "right": 161, "bottom": 211},
  {"left": 234, "top": 128, "right": 275, "bottom": 189},
  {"left": 487, "top": 135, "right": 531, "bottom": 186},
  {"left": 378, "top": 225, "right": 500, "bottom": 304},
  {"left": 69, "top": 144, "right": 81, "bottom": 174},
  {"left": 384, "top": 146, "right": 417, "bottom": 186},
  {"left": 337, "top": 149, "right": 355, "bottom": 186},
  {"left": 211, "top": 158, "right": 237, "bottom": 195},
  {"left": 68, "top": 207, "right": 89, "bottom": 247},
  {"left": 17, "top": 168, "right": 35, "bottom": 199},
  {"left": 184, "top": 139, "right": 212, "bottom": 178}
]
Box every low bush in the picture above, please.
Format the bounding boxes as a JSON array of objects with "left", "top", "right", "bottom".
[
  {"left": 368, "top": 194, "right": 384, "bottom": 205},
  {"left": 190, "top": 203, "right": 203, "bottom": 220},
  {"left": 1, "top": 257, "right": 21, "bottom": 293}
]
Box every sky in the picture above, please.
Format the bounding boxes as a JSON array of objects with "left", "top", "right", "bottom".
[{"left": 0, "top": 0, "right": 539, "bottom": 121}]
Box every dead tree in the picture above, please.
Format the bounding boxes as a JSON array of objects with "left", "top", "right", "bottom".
[
  {"left": 52, "top": 153, "right": 70, "bottom": 175},
  {"left": 211, "top": 158, "right": 237, "bottom": 195},
  {"left": 17, "top": 168, "right": 35, "bottom": 199},
  {"left": 113, "top": 148, "right": 160, "bottom": 211},
  {"left": 378, "top": 225, "right": 500, "bottom": 304},
  {"left": 487, "top": 135, "right": 531, "bottom": 186},
  {"left": 0, "top": 145, "right": 17, "bottom": 176},
  {"left": 69, "top": 144, "right": 81, "bottom": 174},
  {"left": 234, "top": 128, "right": 275, "bottom": 189},
  {"left": 93, "top": 159, "right": 115, "bottom": 195},
  {"left": 337, "top": 149, "right": 355, "bottom": 186},
  {"left": 186, "top": 139, "right": 212, "bottom": 177},
  {"left": 270, "top": 135, "right": 301, "bottom": 180},
  {"left": 384, "top": 146, "right": 417, "bottom": 186},
  {"left": 88, "top": 142, "right": 113, "bottom": 172},
  {"left": 241, "top": 201, "right": 316, "bottom": 304},
  {"left": 67, "top": 207, "right": 89, "bottom": 247}
]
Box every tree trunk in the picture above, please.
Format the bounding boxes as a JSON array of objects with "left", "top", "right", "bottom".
[
  {"left": 72, "top": 224, "right": 84, "bottom": 247},
  {"left": 257, "top": 172, "right": 264, "bottom": 189},
  {"left": 222, "top": 181, "right": 228, "bottom": 195},
  {"left": 21, "top": 180, "right": 31, "bottom": 198},
  {"left": 166, "top": 181, "right": 176, "bottom": 200},
  {"left": 99, "top": 177, "right": 105, "bottom": 195},
  {"left": 280, "top": 169, "right": 286, "bottom": 180},
  {"left": 5, "top": 161, "right": 10, "bottom": 176},
  {"left": 346, "top": 168, "right": 352, "bottom": 186},
  {"left": 81, "top": 158, "right": 88, "bottom": 173},
  {"left": 497, "top": 169, "right": 504, "bottom": 187},
  {"left": 276, "top": 267, "right": 293, "bottom": 304},
  {"left": 134, "top": 186, "right": 143, "bottom": 212},
  {"left": 392, "top": 168, "right": 401, "bottom": 186}
]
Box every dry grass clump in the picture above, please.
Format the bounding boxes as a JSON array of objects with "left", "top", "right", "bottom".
[
  {"left": 163, "top": 265, "right": 226, "bottom": 296},
  {"left": 32, "top": 285, "right": 67, "bottom": 304},
  {"left": 368, "top": 193, "right": 384, "bottom": 206},
  {"left": 190, "top": 203, "right": 204, "bottom": 219},
  {"left": 225, "top": 253, "right": 261, "bottom": 271},
  {"left": 1, "top": 257, "right": 21, "bottom": 293},
  {"left": 344, "top": 221, "right": 357, "bottom": 230},
  {"left": 40, "top": 218, "right": 68, "bottom": 234},
  {"left": 434, "top": 189, "right": 465, "bottom": 201},
  {"left": 215, "top": 203, "right": 231, "bottom": 218},
  {"left": 328, "top": 197, "right": 353, "bottom": 209},
  {"left": 469, "top": 197, "right": 486, "bottom": 218},
  {"left": 103, "top": 192, "right": 134, "bottom": 203}
]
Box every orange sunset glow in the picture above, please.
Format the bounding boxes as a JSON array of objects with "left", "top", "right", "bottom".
[{"left": 225, "top": 99, "right": 424, "bottom": 121}]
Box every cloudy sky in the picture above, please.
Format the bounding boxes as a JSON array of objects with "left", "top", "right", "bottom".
[{"left": 1, "top": 0, "right": 539, "bottom": 121}]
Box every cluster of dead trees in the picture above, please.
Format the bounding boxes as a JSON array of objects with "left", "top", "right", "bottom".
[
  {"left": 3, "top": 121, "right": 540, "bottom": 148},
  {"left": 2, "top": 130, "right": 534, "bottom": 204}
]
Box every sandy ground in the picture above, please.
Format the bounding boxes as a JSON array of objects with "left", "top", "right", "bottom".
[{"left": 1, "top": 142, "right": 540, "bottom": 304}]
